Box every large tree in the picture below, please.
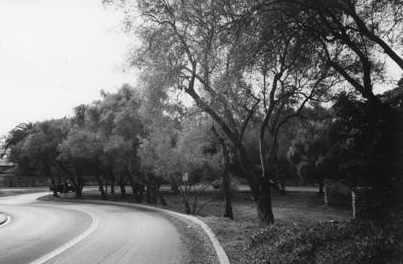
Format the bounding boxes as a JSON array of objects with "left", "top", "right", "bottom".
[
  {"left": 85, "top": 85, "right": 145, "bottom": 200},
  {"left": 22, "top": 120, "right": 71, "bottom": 197},
  {"left": 108, "top": 0, "right": 336, "bottom": 223},
  {"left": 58, "top": 129, "right": 104, "bottom": 199},
  {"left": 239, "top": 0, "right": 403, "bottom": 105}
]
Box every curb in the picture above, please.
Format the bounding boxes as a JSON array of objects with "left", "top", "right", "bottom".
[
  {"left": 54, "top": 199, "right": 231, "bottom": 264},
  {"left": 0, "top": 213, "right": 10, "bottom": 227}
]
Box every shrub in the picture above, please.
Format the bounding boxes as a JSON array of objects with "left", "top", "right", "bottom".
[
  {"left": 324, "top": 179, "right": 352, "bottom": 207},
  {"left": 240, "top": 216, "right": 403, "bottom": 264}
]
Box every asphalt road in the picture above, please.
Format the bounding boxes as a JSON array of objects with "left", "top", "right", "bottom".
[{"left": 0, "top": 193, "right": 185, "bottom": 264}]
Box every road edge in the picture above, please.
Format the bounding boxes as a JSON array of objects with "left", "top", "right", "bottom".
[
  {"left": 0, "top": 212, "right": 11, "bottom": 227},
  {"left": 54, "top": 199, "right": 231, "bottom": 264}
]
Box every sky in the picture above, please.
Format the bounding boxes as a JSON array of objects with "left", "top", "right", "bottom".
[
  {"left": 0, "top": 1, "right": 401, "bottom": 138},
  {"left": 0, "top": 0, "right": 136, "bottom": 137}
]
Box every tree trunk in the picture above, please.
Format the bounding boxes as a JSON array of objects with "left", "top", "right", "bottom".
[
  {"left": 139, "top": 183, "right": 144, "bottom": 203},
  {"left": 188, "top": 86, "right": 275, "bottom": 224},
  {"left": 171, "top": 178, "right": 179, "bottom": 195},
  {"left": 218, "top": 136, "right": 233, "bottom": 220},
  {"left": 183, "top": 200, "right": 191, "bottom": 214},
  {"left": 97, "top": 175, "right": 108, "bottom": 200},
  {"left": 119, "top": 180, "right": 127, "bottom": 199},
  {"left": 258, "top": 111, "right": 276, "bottom": 224},
  {"left": 134, "top": 183, "right": 144, "bottom": 203},
  {"left": 127, "top": 173, "right": 139, "bottom": 202},
  {"left": 191, "top": 195, "right": 198, "bottom": 214},
  {"left": 45, "top": 165, "right": 59, "bottom": 197},
  {"left": 157, "top": 187, "right": 167, "bottom": 206},
  {"left": 223, "top": 171, "right": 234, "bottom": 220},
  {"left": 236, "top": 146, "right": 274, "bottom": 224},
  {"left": 146, "top": 183, "right": 152, "bottom": 203},
  {"left": 75, "top": 172, "right": 84, "bottom": 199},
  {"left": 75, "top": 185, "right": 83, "bottom": 199},
  {"left": 257, "top": 178, "right": 274, "bottom": 224},
  {"left": 150, "top": 183, "right": 157, "bottom": 204},
  {"left": 280, "top": 178, "right": 286, "bottom": 195},
  {"left": 318, "top": 176, "right": 324, "bottom": 196},
  {"left": 49, "top": 177, "right": 59, "bottom": 197},
  {"left": 110, "top": 172, "right": 115, "bottom": 195}
]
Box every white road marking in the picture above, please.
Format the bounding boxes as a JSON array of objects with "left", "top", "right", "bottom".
[{"left": 29, "top": 211, "right": 99, "bottom": 264}]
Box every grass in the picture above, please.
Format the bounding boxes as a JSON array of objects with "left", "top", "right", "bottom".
[
  {"left": 53, "top": 186, "right": 352, "bottom": 264},
  {"left": 61, "top": 188, "right": 352, "bottom": 222},
  {"left": 193, "top": 191, "right": 352, "bottom": 264},
  {"left": 0, "top": 187, "right": 49, "bottom": 197}
]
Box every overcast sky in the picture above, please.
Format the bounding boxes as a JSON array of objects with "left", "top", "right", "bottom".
[
  {"left": 0, "top": 1, "right": 401, "bottom": 138},
  {"left": 0, "top": 0, "right": 136, "bottom": 137}
]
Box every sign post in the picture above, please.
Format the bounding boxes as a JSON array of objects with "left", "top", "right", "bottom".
[
  {"left": 182, "top": 173, "right": 189, "bottom": 194},
  {"left": 182, "top": 173, "right": 189, "bottom": 183}
]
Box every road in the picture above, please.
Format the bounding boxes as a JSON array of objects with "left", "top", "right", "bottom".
[{"left": 0, "top": 193, "right": 186, "bottom": 264}]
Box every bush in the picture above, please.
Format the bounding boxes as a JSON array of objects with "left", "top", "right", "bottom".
[
  {"left": 240, "top": 216, "right": 403, "bottom": 264},
  {"left": 352, "top": 187, "right": 385, "bottom": 219},
  {"left": 324, "top": 179, "right": 351, "bottom": 207}
]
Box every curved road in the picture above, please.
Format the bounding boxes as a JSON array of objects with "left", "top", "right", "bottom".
[{"left": 0, "top": 193, "right": 186, "bottom": 264}]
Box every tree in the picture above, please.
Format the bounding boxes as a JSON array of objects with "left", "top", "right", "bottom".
[
  {"left": 287, "top": 119, "right": 330, "bottom": 195},
  {"left": 103, "top": 135, "right": 135, "bottom": 199},
  {"left": 174, "top": 116, "right": 223, "bottom": 214},
  {"left": 84, "top": 85, "right": 145, "bottom": 200},
  {"left": 235, "top": 0, "right": 403, "bottom": 216},
  {"left": 138, "top": 116, "right": 180, "bottom": 206},
  {"left": 107, "top": 0, "right": 337, "bottom": 223},
  {"left": 1, "top": 120, "right": 74, "bottom": 197},
  {"left": 2, "top": 123, "right": 34, "bottom": 176},
  {"left": 58, "top": 129, "right": 104, "bottom": 199},
  {"left": 21, "top": 120, "right": 71, "bottom": 197},
  {"left": 239, "top": 0, "right": 403, "bottom": 105},
  {"left": 328, "top": 93, "right": 400, "bottom": 193},
  {"left": 211, "top": 125, "right": 234, "bottom": 219}
]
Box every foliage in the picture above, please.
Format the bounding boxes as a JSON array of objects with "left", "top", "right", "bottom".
[
  {"left": 138, "top": 112, "right": 223, "bottom": 213},
  {"left": 3, "top": 0, "right": 403, "bottom": 224},
  {"left": 328, "top": 93, "right": 400, "bottom": 191},
  {"left": 58, "top": 129, "right": 103, "bottom": 168},
  {"left": 2, "top": 123, "right": 35, "bottom": 175},
  {"left": 243, "top": 0, "right": 403, "bottom": 105},
  {"left": 106, "top": 0, "right": 339, "bottom": 224},
  {"left": 242, "top": 216, "right": 403, "bottom": 264},
  {"left": 138, "top": 118, "right": 180, "bottom": 179}
]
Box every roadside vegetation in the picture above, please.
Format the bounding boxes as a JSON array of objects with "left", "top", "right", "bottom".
[{"left": 2, "top": 0, "right": 403, "bottom": 263}]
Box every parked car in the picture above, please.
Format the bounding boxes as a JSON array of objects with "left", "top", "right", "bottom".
[{"left": 50, "top": 183, "right": 75, "bottom": 193}]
